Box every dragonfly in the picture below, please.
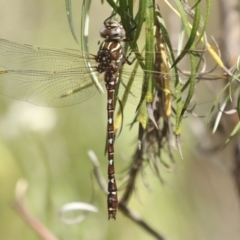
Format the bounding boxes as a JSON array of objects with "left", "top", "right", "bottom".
[
  {"left": 0, "top": 16, "right": 142, "bottom": 220},
  {"left": 0, "top": 16, "right": 224, "bottom": 219}
]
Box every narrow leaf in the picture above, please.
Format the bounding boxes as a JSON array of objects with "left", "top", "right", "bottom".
[
  {"left": 224, "top": 121, "right": 240, "bottom": 148},
  {"left": 172, "top": 1, "right": 201, "bottom": 68},
  {"left": 65, "top": 0, "right": 79, "bottom": 43},
  {"left": 81, "top": 0, "right": 104, "bottom": 93}
]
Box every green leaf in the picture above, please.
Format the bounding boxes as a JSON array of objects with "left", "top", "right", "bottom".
[
  {"left": 154, "top": 8, "right": 183, "bottom": 135},
  {"left": 208, "top": 70, "right": 240, "bottom": 130},
  {"left": 237, "top": 94, "right": 240, "bottom": 120},
  {"left": 144, "top": 0, "right": 155, "bottom": 104},
  {"left": 195, "top": 0, "right": 212, "bottom": 45},
  {"left": 173, "top": 0, "right": 202, "bottom": 133},
  {"left": 65, "top": 0, "right": 79, "bottom": 43},
  {"left": 106, "top": 0, "right": 118, "bottom": 11},
  {"left": 172, "top": 1, "right": 201, "bottom": 68},
  {"left": 212, "top": 101, "right": 226, "bottom": 134},
  {"left": 137, "top": 98, "right": 148, "bottom": 129},
  {"left": 80, "top": 0, "right": 104, "bottom": 94},
  {"left": 224, "top": 121, "right": 240, "bottom": 148},
  {"left": 135, "top": 0, "right": 154, "bottom": 110}
]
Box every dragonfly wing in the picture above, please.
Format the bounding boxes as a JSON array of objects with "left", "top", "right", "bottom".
[
  {"left": 0, "top": 69, "right": 97, "bottom": 107},
  {"left": 0, "top": 38, "right": 91, "bottom": 71},
  {"left": 0, "top": 38, "right": 99, "bottom": 107},
  {"left": 118, "top": 68, "right": 145, "bottom": 105},
  {"left": 118, "top": 64, "right": 218, "bottom": 112}
]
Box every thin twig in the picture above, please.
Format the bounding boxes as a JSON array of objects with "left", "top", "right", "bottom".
[
  {"left": 14, "top": 179, "right": 58, "bottom": 240},
  {"left": 89, "top": 150, "right": 167, "bottom": 240},
  {"left": 118, "top": 203, "right": 167, "bottom": 240},
  {"left": 88, "top": 150, "right": 108, "bottom": 194}
]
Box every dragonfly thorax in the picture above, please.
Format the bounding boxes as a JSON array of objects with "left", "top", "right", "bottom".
[
  {"left": 95, "top": 41, "right": 125, "bottom": 73},
  {"left": 100, "top": 20, "right": 126, "bottom": 40}
]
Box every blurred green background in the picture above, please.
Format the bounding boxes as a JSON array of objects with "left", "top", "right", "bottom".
[{"left": 0, "top": 1, "right": 240, "bottom": 240}]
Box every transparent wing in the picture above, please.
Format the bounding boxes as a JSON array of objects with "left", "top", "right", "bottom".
[
  {"left": 117, "top": 50, "right": 225, "bottom": 106},
  {"left": 0, "top": 38, "right": 98, "bottom": 107},
  {"left": 0, "top": 38, "right": 90, "bottom": 71},
  {"left": 0, "top": 38, "right": 224, "bottom": 108},
  {"left": 0, "top": 70, "right": 97, "bottom": 107}
]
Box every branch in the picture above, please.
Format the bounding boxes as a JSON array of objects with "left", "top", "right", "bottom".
[
  {"left": 88, "top": 150, "right": 167, "bottom": 240},
  {"left": 14, "top": 179, "right": 58, "bottom": 240}
]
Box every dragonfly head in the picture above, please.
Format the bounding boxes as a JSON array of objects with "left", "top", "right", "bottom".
[{"left": 100, "top": 20, "right": 126, "bottom": 40}]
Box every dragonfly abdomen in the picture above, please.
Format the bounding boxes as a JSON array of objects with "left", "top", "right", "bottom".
[{"left": 96, "top": 20, "right": 126, "bottom": 219}]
